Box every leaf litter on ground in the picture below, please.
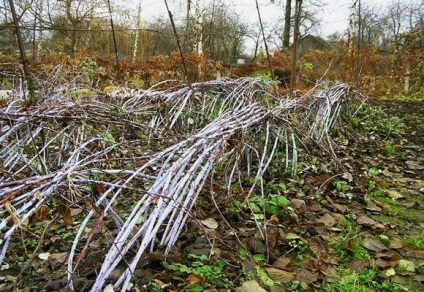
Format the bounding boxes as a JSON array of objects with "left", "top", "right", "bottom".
[{"left": 0, "top": 75, "right": 423, "bottom": 291}]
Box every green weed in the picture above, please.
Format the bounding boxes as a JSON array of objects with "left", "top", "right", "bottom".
[
  {"left": 404, "top": 235, "right": 424, "bottom": 249},
  {"left": 324, "top": 268, "right": 408, "bottom": 292},
  {"left": 164, "top": 254, "right": 232, "bottom": 289},
  {"left": 384, "top": 141, "right": 396, "bottom": 156}
]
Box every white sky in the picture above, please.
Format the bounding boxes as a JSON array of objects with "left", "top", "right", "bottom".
[{"left": 123, "top": 0, "right": 419, "bottom": 53}]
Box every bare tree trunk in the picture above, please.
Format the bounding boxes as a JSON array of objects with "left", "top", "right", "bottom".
[
  {"left": 193, "top": 0, "right": 203, "bottom": 80},
  {"left": 132, "top": 0, "right": 143, "bottom": 62},
  {"left": 8, "top": 0, "right": 36, "bottom": 103},
  {"left": 290, "top": 0, "right": 302, "bottom": 95},
  {"left": 355, "top": 0, "right": 361, "bottom": 86},
  {"left": 164, "top": 0, "right": 190, "bottom": 82},
  {"left": 283, "top": 0, "right": 292, "bottom": 49},
  {"left": 106, "top": 0, "right": 119, "bottom": 69},
  {"left": 348, "top": 1, "right": 356, "bottom": 53},
  {"left": 36, "top": 0, "right": 44, "bottom": 61},
  {"left": 255, "top": 0, "right": 273, "bottom": 78}
]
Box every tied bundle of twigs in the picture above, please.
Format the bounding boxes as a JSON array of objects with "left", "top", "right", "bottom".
[{"left": 0, "top": 76, "right": 363, "bottom": 291}]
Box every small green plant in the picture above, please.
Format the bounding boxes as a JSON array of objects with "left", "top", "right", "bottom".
[
  {"left": 333, "top": 180, "right": 348, "bottom": 192},
  {"left": 291, "top": 280, "right": 308, "bottom": 291},
  {"left": 248, "top": 193, "right": 290, "bottom": 217},
  {"left": 365, "top": 167, "right": 384, "bottom": 197},
  {"left": 288, "top": 237, "right": 313, "bottom": 262},
  {"left": 164, "top": 254, "right": 232, "bottom": 289},
  {"left": 324, "top": 268, "right": 408, "bottom": 292},
  {"left": 404, "top": 235, "right": 424, "bottom": 249},
  {"left": 331, "top": 219, "right": 371, "bottom": 262},
  {"left": 384, "top": 141, "right": 396, "bottom": 156},
  {"left": 60, "top": 231, "right": 74, "bottom": 240},
  {"left": 144, "top": 282, "right": 162, "bottom": 292},
  {"left": 350, "top": 104, "right": 401, "bottom": 135}
]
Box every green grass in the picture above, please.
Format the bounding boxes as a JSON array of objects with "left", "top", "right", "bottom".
[
  {"left": 404, "top": 235, "right": 424, "bottom": 249},
  {"left": 324, "top": 268, "right": 408, "bottom": 292},
  {"left": 330, "top": 219, "right": 371, "bottom": 263}
]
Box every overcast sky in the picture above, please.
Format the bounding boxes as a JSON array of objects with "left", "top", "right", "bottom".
[
  {"left": 123, "top": 0, "right": 420, "bottom": 53},
  {"left": 125, "top": 0, "right": 407, "bottom": 34}
]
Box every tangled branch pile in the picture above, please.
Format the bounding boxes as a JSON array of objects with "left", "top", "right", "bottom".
[{"left": 0, "top": 77, "right": 364, "bottom": 291}]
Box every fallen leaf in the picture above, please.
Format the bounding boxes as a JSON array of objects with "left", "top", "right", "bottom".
[
  {"left": 350, "top": 259, "right": 368, "bottom": 272},
  {"left": 35, "top": 205, "right": 49, "bottom": 222},
  {"left": 269, "top": 215, "right": 279, "bottom": 222},
  {"left": 396, "top": 259, "right": 416, "bottom": 272},
  {"left": 0, "top": 264, "right": 9, "bottom": 271},
  {"left": 376, "top": 180, "right": 391, "bottom": 189},
  {"left": 272, "top": 257, "right": 295, "bottom": 270},
  {"left": 406, "top": 160, "right": 423, "bottom": 170},
  {"left": 235, "top": 280, "right": 267, "bottom": 292},
  {"left": 342, "top": 172, "right": 353, "bottom": 182},
  {"left": 406, "top": 250, "right": 424, "bottom": 259},
  {"left": 388, "top": 237, "right": 403, "bottom": 249},
  {"left": 285, "top": 233, "right": 301, "bottom": 240},
  {"left": 62, "top": 205, "right": 73, "bottom": 225},
  {"left": 308, "top": 237, "right": 327, "bottom": 258},
  {"left": 49, "top": 252, "right": 68, "bottom": 265},
  {"left": 247, "top": 238, "right": 266, "bottom": 254},
  {"left": 186, "top": 274, "right": 203, "bottom": 284},
  {"left": 331, "top": 203, "right": 348, "bottom": 213},
  {"left": 291, "top": 199, "right": 306, "bottom": 209},
  {"left": 357, "top": 215, "right": 378, "bottom": 227},
  {"left": 382, "top": 168, "right": 393, "bottom": 177},
  {"left": 413, "top": 274, "right": 424, "bottom": 283},
  {"left": 343, "top": 237, "right": 356, "bottom": 252},
  {"left": 264, "top": 267, "right": 295, "bottom": 283},
  {"left": 365, "top": 201, "right": 382, "bottom": 212},
  {"left": 362, "top": 237, "right": 387, "bottom": 252},
  {"left": 376, "top": 258, "right": 391, "bottom": 269},
  {"left": 200, "top": 218, "right": 218, "bottom": 229},
  {"left": 316, "top": 213, "right": 335, "bottom": 227},
  {"left": 385, "top": 189, "right": 404, "bottom": 200},
  {"left": 385, "top": 268, "right": 396, "bottom": 277},
  {"left": 295, "top": 268, "right": 318, "bottom": 284},
  {"left": 38, "top": 252, "right": 50, "bottom": 260}
]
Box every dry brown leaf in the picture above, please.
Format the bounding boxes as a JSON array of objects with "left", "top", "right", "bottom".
[
  {"left": 331, "top": 203, "right": 348, "bottom": 213},
  {"left": 62, "top": 205, "right": 73, "bottom": 225},
  {"left": 291, "top": 199, "right": 306, "bottom": 209},
  {"left": 247, "top": 237, "right": 266, "bottom": 254},
  {"left": 272, "top": 257, "right": 294, "bottom": 270},
  {"left": 269, "top": 215, "right": 279, "bottom": 222},
  {"left": 343, "top": 237, "right": 356, "bottom": 252},
  {"left": 382, "top": 168, "right": 393, "bottom": 177},
  {"left": 49, "top": 252, "right": 68, "bottom": 266},
  {"left": 317, "top": 213, "right": 335, "bottom": 227},
  {"left": 406, "top": 250, "right": 424, "bottom": 259},
  {"left": 264, "top": 267, "right": 295, "bottom": 283},
  {"left": 376, "top": 258, "right": 391, "bottom": 268},
  {"left": 350, "top": 259, "right": 368, "bottom": 272},
  {"left": 396, "top": 259, "right": 416, "bottom": 272},
  {"left": 385, "top": 189, "right": 404, "bottom": 200},
  {"left": 356, "top": 215, "right": 378, "bottom": 226},
  {"left": 35, "top": 205, "right": 49, "bottom": 222},
  {"left": 413, "top": 274, "right": 424, "bottom": 283},
  {"left": 295, "top": 268, "right": 318, "bottom": 284},
  {"left": 362, "top": 237, "right": 387, "bottom": 252},
  {"left": 200, "top": 218, "right": 218, "bottom": 229},
  {"left": 388, "top": 237, "right": 403, "bottom": 249},
  {"left": 308, "top": 237, "right": 327, "bottom": 258},
  {"left": 186, "top": 274, "right": 203, "bottom": 284},
  {"left": 235, "top": 280, "right": 267, "bottom": 292}
]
